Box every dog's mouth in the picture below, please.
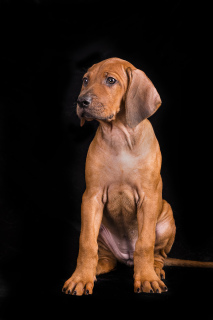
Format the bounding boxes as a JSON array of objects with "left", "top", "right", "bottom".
[
  {"left": 80, "top": 110, "right": 93, "bottom": 119},
  {"left": 77, "top": 107, "right": 115, "bottom": 126},
  {"left": 82, "top": 111, "right": 114, "bottom": 121},
  {"left": 97, "top": 113, "right": 115, "bottom": 121}
]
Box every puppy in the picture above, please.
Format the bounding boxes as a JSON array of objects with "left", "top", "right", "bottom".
[{"left": 62, "top": 58, "right": 213, "bottom": 296}]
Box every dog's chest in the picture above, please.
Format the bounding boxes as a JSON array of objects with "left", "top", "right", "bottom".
[
  {"left": 106, "top": 183, "right": 136, "bottom": 214},
  {"left": 101, "top": 143, "right": 145, "bottom": 212},
  {"left": 100, "top": 150, "right": 144, "bottom": 264},
  {"left": 104, "top": 148, "right": 142, "bottom": 184},
  {"left": 102, "top": 151, "right": 140, "bottom": 238}
]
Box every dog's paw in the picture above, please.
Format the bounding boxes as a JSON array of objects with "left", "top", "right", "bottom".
[
  {"left": 134, "top": 271, "right": 168, "bottom": 294},
  {"left": 62, "top": 269, "right": 96, "bottom": 296}
]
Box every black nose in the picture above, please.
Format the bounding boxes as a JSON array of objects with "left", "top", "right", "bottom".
[{"left": 77, "top": 95, "right": 91, "bottom": 108}]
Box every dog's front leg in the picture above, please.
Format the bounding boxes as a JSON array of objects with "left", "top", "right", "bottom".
[
  {"left": 134, "top": 194, "right": 167, "bottom": 294},
  {"left": 63, "top": 189, "right": 103, "bottom": 296}
]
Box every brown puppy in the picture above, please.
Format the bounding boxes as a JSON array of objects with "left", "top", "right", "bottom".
[{"left": 62, "top": 58, "right": 212, "bottom": 296}]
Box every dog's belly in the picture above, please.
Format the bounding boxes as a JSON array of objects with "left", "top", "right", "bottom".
[{"left": 100, "top": 184, "right": 138, "bottom": 265}]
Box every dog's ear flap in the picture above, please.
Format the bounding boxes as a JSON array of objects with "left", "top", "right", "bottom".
[{"left": 125, "top": 68, "right": 162, "bottom": 128}]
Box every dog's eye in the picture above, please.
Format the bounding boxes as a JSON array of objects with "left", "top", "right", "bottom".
[
  {"left": 83, "top": 77, "right": 88, "bottom": 86},
  {"left": 106, "top": 77, "right": 117, "bottom": 85}
]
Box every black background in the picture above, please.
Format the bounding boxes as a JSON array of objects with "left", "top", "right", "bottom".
[{"left": 0, "top": 0, "right": 212, "bottom": 317}]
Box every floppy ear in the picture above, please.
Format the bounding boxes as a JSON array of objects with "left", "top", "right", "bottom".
[{"left": 125, "top": 68, "right": 162, "bottom": 128}]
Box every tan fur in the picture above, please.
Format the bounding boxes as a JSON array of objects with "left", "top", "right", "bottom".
[{"left": 62, "top": 58, "right": 212, "bottom": 296}]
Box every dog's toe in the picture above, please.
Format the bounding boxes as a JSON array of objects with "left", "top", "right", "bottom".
[{"left": 154, "top": 267, "right": 165, "bottom": 280}]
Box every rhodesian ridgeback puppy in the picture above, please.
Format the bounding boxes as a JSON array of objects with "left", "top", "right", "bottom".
[{"left": 62, "top": 58, "right": 213, "bottom": 296}]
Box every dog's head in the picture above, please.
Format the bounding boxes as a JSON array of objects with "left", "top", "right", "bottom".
[{"left": 77, "top": 58, "right": 161, "bottom": 128}]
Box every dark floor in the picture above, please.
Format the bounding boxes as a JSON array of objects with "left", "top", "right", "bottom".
[
  {"left": 1, "top": 223, "right": 213, "bottom": 318},
  {"left": 1, "top": 263, "right": 213, "bottom": 318}
]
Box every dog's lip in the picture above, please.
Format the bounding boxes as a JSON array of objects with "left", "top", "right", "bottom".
[
  {"left": 78, "top": 108, "right": 114, "bottom": 121},
  {"left": 80, "top": 110, "right": 93, "bottom": 119},
  {"left": 77, "top": 106, "right": 91, "bottom": 119},
  {"left": 82, "top": 112, "right": 114, "bottom": 121},
  {"left": 95, "top": 113, "right": 115, "bottom": 121}
]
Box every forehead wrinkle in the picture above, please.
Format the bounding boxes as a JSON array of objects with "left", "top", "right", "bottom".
[
  {"left": 86, "top": 61, "right": 129, "bottom": 90},
  {"left": 103, "top": 70, "right": 122, "bottom": 79},
  {"left": 102, "top": 65, "right": 128, "bottom": 85}
]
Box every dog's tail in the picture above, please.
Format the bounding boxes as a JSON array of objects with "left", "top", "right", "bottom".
[{"left": 165, "top": 257, "right": 213, "bottom": 268}]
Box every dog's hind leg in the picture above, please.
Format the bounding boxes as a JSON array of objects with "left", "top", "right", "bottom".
[
  {"left": 96, "top": 238, "right": 117, "bottom": 275},
  {"left": 154, "top": 200, "right": 176, "bottom": 280}
]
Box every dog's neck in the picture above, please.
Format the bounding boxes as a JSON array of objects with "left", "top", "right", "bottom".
[{"left": 98, "top": 116, "right": 144, "bottom": 152}]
